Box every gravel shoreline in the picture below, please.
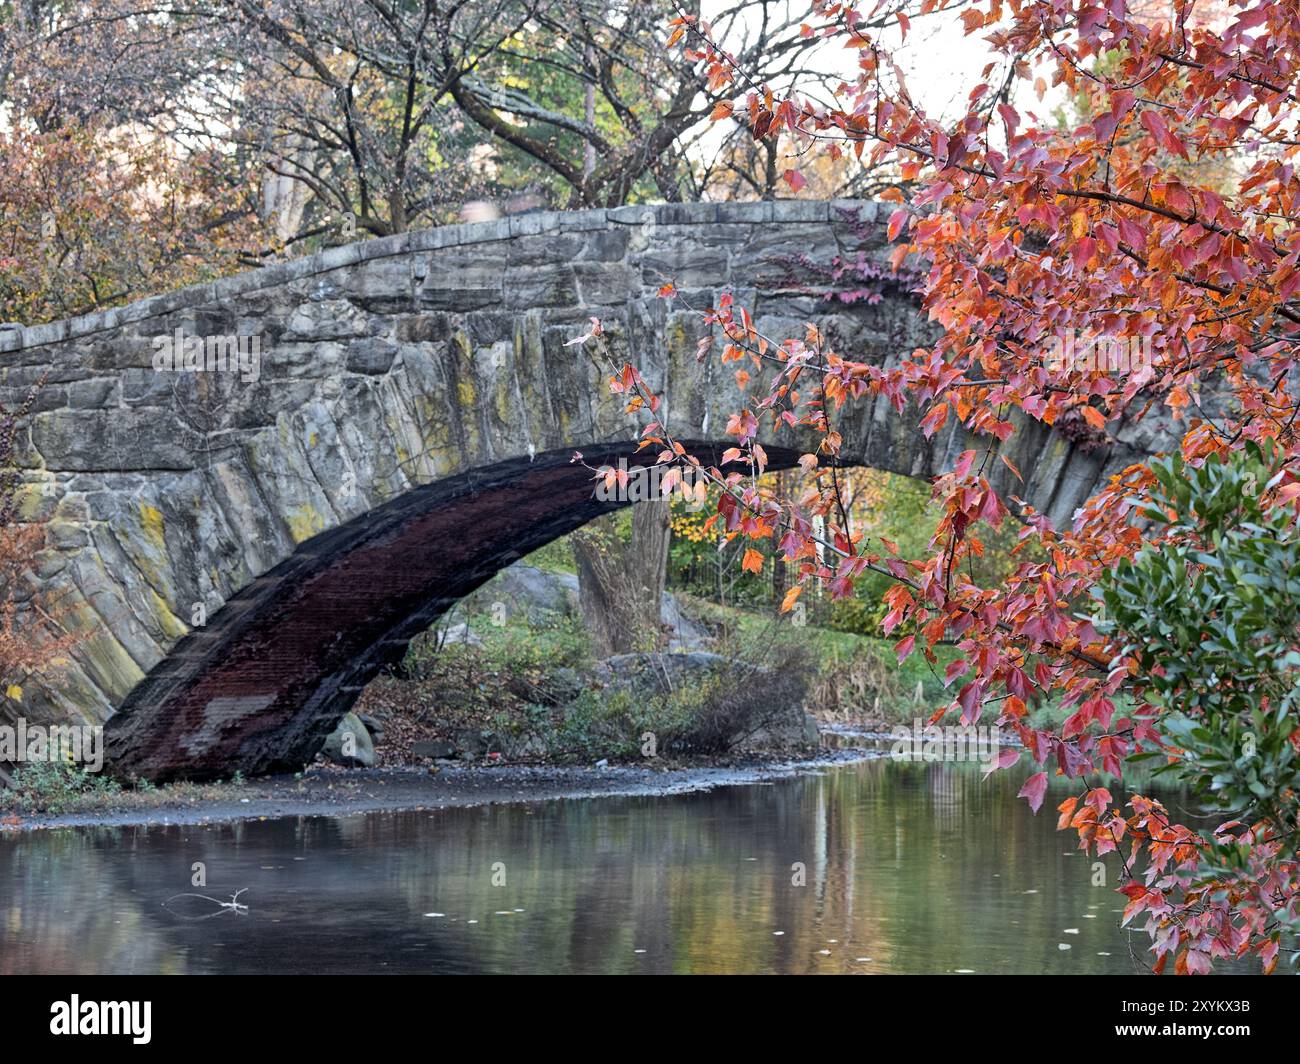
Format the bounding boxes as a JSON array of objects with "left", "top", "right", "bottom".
[{"left": 0, "top": 746, "right": 891, "bottom": 833}]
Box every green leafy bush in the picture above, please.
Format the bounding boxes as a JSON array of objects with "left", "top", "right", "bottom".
[
  {"left": 1095, "top": 442, "right": 1300, "bottom": 862},
  {"left": 9, "top": 760, "right": 121, "bottom": 814}
]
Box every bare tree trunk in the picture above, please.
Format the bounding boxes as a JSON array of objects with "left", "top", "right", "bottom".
[
  {"left": 630, "top": 498, "right": 670, "bottom": 620},
  {"left": 583, "top": 44, "right": 597, "bottom": 182},
  {"left": 261, "top": 133, "right": 314, "bottom": 243},
  {"left": 771, "top": 470, "right": 788, "bottom": 609},
  {"left": 572, "top": 501, "right": 670, "bottom": 656},
  {"left": 572, "top": 519, "right": 621, "bottom": 658}
]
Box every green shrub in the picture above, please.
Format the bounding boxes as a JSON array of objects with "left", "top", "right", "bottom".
[
  {"left": 1095, "top": 442, "right": 1300, "bottom": 862},
  {"left": 552, "top": 688, "right": 649, "bottom": 759},
  {"left": 8, "top": 760, "right": 121, "bottom": 814}
]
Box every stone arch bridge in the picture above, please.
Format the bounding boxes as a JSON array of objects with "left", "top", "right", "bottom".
[{"left": 1, "top": 200, "right": 1163, "bottom": 781}]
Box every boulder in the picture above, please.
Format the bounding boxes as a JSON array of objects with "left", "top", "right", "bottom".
[
  {"left": 453, "top": 728, "right": 503, "bottom": 759},
  {"left": 541, "top": 666, "right": 584, "bottom": 704},
  {"left": 322, "top": 712, "right": 376, "bottom": 768},
  {"left": 479, "top": 562, "right": 579, "bottom": 624},
  {"left": 474, "top": 564, "right": 707, "bottom": 650},
  {"left": 662, "top": 591, "right": 711, "bottom": 650},
  {"left": 439, "top": 622, "right": 482, "bottom": 647},
  {"left": 411, "top": 739, "right": 455, "bottom": 759},
  {"left": 803, "top": 712, "right": 822, "bottom": 745},
  {"left": 596, "top": 651, "right": 732, "bottom": 691},
  {"left": 357, "top": 713, "right": 386, "bottom": 743},
  {"left": 737, "top": 709, "right": 821, "bottom": 751},
  {"left": 502, "top": 732, "right": 549, "bottom": 759}
]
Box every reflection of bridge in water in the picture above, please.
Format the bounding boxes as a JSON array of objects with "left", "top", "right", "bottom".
[{"left": 0, "top": 761, "right": 1163, "bottom": 973}]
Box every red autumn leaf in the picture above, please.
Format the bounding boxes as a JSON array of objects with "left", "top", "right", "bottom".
[
  {"left": 1071, "top": 236, "right": 1096, "bottom": 271},
  {"left": 982, "top": 745, "right": 1021, "bottom": 778},
  {"left": 918, "top": 403, "right": 949, "bottom": 438},
  {"left": 887, "top": 208, "right": 908, "bottom": 242},
  {"left": 1017, "top": 772, "right": 1048, "bottom": 814},
  {"left": 1081, "top": 405, "right": 1108, "bottom": 430}
]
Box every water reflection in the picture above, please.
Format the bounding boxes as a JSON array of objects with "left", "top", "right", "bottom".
[{"left": 0, "top": 760, "right": 1188, "bottom": 974}]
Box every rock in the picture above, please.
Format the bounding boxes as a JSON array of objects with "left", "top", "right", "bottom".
[
  {"left": 474, "top": 548, "right": 707, "bottom": 653},
  {"left": 802, "top": 712, "right": 822, "bottom": 745},
  {"left": 596, "top": 651, "right": 732, "bottom": 692},
  {"left": 503, "top": 733, "right": 548, "bottom": 759},
  {"left": 412, "top": 739, "right": 455, "bottom": 759},
  {"left": 737, "top": 707, "right": 820, "bottom": 752},
  {"left": 346, "top": 338, "right": 398, "bottom": 375},
  {"left": 453, "top": 728, "right": 502, "bottom": 759},
  {"left": 282, "top": 298, "right": 369, "bottom": 341},
  {"left": 440, "top": 622, "right": 482, "bottom": 647},
  {"left": 322, "top": 712, "right": 376, "bottom": 768},
  {"left": 32, "top": 410, "right": 197, "bottom": 472},
  {"left": 662, "top": 591, "right": 711, "bottom": 650},
  {"left": 542, "top": 666, "right": 584, "bottom": 704},
  {"left": 357, "top": 713, "right": 386, "bottom": 742},
  {"left": 479, "top": 562, "right": 579, "bottom": 624}
]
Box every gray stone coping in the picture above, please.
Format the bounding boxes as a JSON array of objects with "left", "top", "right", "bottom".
[{"left": 0, "top": 199, "right": 878, "bottom": 355}]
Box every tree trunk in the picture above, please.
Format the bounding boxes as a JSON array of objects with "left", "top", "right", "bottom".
[
  {"left": 771, "top": 470, "right": 788, "bottom": 609},
  {"left": 629, "top": 497, "right": 671, "bottom": 621},
  {"left": 261, "top": 135, "right": 315, "bottom": 243},
  {"left": 583, "top": 45, "right": 597, "bottom": 181},
  {"left": 572, "top": 501, "right": 670, "bottom": 656}
]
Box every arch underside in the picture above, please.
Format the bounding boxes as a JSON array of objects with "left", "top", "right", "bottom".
[{"left": 104, "top": 442, "right": 802, "bottom": 782}]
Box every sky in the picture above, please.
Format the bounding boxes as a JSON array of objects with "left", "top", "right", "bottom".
[{"left": 693, "top": 1, "right": 1066, "bottom": 178}]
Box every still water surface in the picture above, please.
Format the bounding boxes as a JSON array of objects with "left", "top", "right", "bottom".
[{"left": 1, "top": 759, "right": 1168, "bottom": 973}]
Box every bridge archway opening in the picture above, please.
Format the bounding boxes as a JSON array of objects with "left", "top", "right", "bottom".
[{"left": 104, "top": 441, "right": 806, "bottom": 781}]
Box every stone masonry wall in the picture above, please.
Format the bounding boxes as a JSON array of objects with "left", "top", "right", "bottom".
[{"left": 0, "top": 200, "right": 1171, "bottom": 777}]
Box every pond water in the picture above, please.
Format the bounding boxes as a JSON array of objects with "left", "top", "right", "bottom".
[{"left": 0, "top": 758, "right": 1180, "bottom": 974}]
